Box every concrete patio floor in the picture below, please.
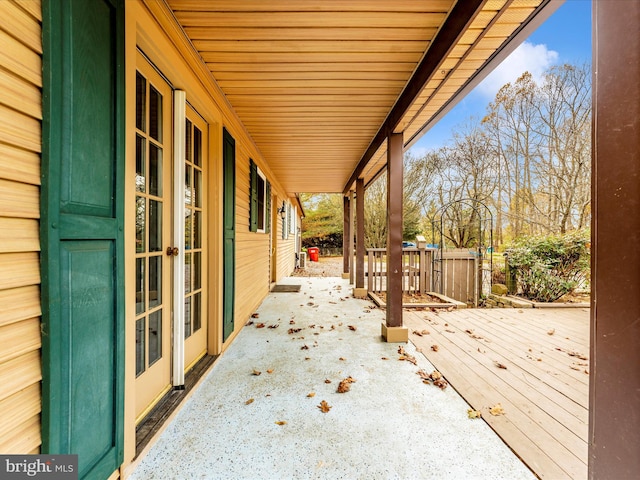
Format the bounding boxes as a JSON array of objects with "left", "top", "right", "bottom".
[{"left": 128, "top": 277, "right": 535, "bottom": 480}]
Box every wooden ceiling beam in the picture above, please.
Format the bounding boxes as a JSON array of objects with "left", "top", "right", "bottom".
[{"left": 343, "top": 0, "right": 487, "bottom": 194}]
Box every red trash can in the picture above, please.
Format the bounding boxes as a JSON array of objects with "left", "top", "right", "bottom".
[{"left": 307, "top": 247, "right": 319, "bottom": 262}]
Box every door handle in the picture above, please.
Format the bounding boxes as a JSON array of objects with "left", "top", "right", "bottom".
[{"left": 166, "top": 246, "right": 179, "bottom": 256}]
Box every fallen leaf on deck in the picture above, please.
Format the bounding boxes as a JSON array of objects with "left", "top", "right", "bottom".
[
  {"left": 252, "top": 369, "right": 261, "bottom": 376},
  {"left": 337, "top": 377, "right": 356, "bottom": 393},
  {"left": 307, "top": 392, "right": 315, "bottom": 398},
  {"left": 547, "top": 329, "right": 555, "bottom": 335},
  {"left": 490, "top": 403, "right": 505, "bottom": 416},
  {"left": 245, "top": 398, "right": 254, "bottom": 405},
  {"left": 431, "top": 345, "right": 439, "bottom": 352},
  {"left": 348, "top": 325, "right": 357, "bottom": 331},
  {"left": 251, "top": 313, "right": 260, "bottom": 318},
  {"left": 318, "top": 400, "right": 332, "bottom": 413},
  {"left": 494, "top": 361, "right": 508, "bottom": 370},
  {"left": 275, "top": 421, "right": 287, "bottom": 426},
  {"left": 445, "top": 329, "right": 455, "bottom": 333},
  {"left": 478, "top": 348, "right": 486, "bottom": 354},
  {"left": 256, "top": 323, "right": 265, "bottom": 328},
  {"left": 467, "top": 409, "right": 482, "bottom": 419}
]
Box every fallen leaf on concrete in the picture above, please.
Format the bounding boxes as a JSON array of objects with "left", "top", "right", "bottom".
[
  {"left": 301, "top": 344, "right": 309, "bottom": 350},
  {"left": 381, "top": 357, "right": 389, "bottom": 360},
  {"left": 309, "top": 324, "right": 316, "bottom": 329},
  {"left": 288, "top": 328, "right": 302, "bottom": 334},
  {"left": 307, "top": 302, "right": 315, "bottom": 306},
  {"left": 252, "top": 369, "right": 261, "bottom": 376},
  {"left": 275, "top": 421, "right": 287, "bottom": 426},
  {"left": 246, "top": 321, "right": 254, "bottom": 326},
  {"left": 256, "top": 323, "right": 265, "bottom": 328},
  {"left": 490, "top": 403, "right": 505, "bottom": 416},
  {"left": 324, "top": 379, "right": 332, "bottom": 384},
  {"left": 307, "top": 392, "right": 315, "bottom": 398},
  {"left": 348, "top": 325, "right": 357, "bottom": 331},
  {"left": 245, "top": 398, "right": 255, "bottom": 405},
  {"left": 339, "top": 357, "right": 346, "bottom": 361},
  {"left": 337, "top": 377, "right": 356, "bottom": 393},
  {"left": 251, "top": 313, "right": 260, "bottom": 318},
  {"left": 289, "top": 320, "right": 296, "bottom": 325},
  {"left": 267, "top": 369, "right": 274, "bottom": 374},
  {"left": 398, "top": 346, "right": 418, "bottom": 365},
  {"left": 467, "top": 409, "right": 482, "bottom": 419},
  {"left": 268, "top": 324, "right": 279, "bottom": 329},
  {"left": 547, "top": 328, "right": 555, "bottom": 335},
  {"left": 318, "top": 400, "right": 332, "bottom": 413},
  {"left": 494, "top": 361, "right": 508, "bottom": 370},
  {"left": 431, "top": 345, "right": 439, "bottom": 352},
  {"left": 305, "top": 357, "right": 311, "bottom": 360}
]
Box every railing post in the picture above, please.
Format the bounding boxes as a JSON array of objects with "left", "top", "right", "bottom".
[{"left": 354, "top": 178, "right": 366, "bottom": 298}]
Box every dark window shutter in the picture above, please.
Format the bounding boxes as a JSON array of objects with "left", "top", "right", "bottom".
[
  {"left": 265, "top": 181, "right": 271, "bottom": 233},
  {"left": 249, "top": 159, "right": 258, "bottom": 232}
]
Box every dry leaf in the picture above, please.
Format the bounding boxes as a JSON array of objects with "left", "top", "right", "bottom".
[
  {"left": 309, "top": 324, "right": 316, "bottom": 329},
  {"left": 268, "top": 324, "right": 279, "bottom": 329},
  {"left": 381, "top": 357, "right": 389, "bottom": 360},
  {"left": 318, "top": 400, "right": 332, "bottom": 413},
  {"left": 251, "top": 369, "right": 262, "bottom": 376},
  {"left": 339, "top": 357, "right": 346, "bottom": 361},
  {"left": 266, "top": 369, "right": 274, "bottom": 374},
  {"left": 245, "top": 398, "right": 255, "bottom": 405},
  {"left": 490, "top": 403, "right": 505, "bottom": 416},
  {"left": 467, "top": 409, "right": 482, "bottom": 419},
  {"left": 304, "top": 357, "right": 311, "bottom": 360},
  {"left": 275, "top": 421, "right": 287, "bottom": 426},
  {"left": 337, "top": 377, "right": 356, "bottom": 393},
  {"left": 307, "top": 392, "right": 316, "bottom": 398},
  {"left": 288, "top": 328, "right": 302, "bottom": 334},
  {"left": 251, "top": 313, "right": 260, "bottom": 318},
  {"left": 289, "top": 319, "right": 296, "bottom": 325},
  {"left": 256, "top": 323, "right": 265, "bottom": 328},
  {"left": 431, "top": 345, "right": 439, "bottom": 352},
  {"left": 445, "top": 329, "right": 455, "bottom": 333},
  {"left": 547, "top": 328, "right": 555, "bottom": 335},
  {"left": 324, "top": 379, "right": 332, "bottom": 384},
  {"left": 301, "top": 344, "right": 309, "bottom": 350},
  {"left": 412, "top": 330, "right": 424, "bottom": 337},
  {"left": 348, "top": 325, "right": 357, "bottom": 331},
  {"left": 494, "top": 361, "right": 508, "bottom": 370},
  {"left": 246, "top": 321, "right": 254, "bottom": 326}
]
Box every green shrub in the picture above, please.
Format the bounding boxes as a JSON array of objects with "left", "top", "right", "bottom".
[{"left": 505, "top": 231, "right": 590, "bottom": 302}]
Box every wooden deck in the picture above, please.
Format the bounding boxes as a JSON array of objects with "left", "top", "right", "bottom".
[{"left": 405, "top": 307, "right": 590, "bottom": 480}]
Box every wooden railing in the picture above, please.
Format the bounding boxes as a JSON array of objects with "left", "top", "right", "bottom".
[{"left": 366, "top": 247, "right": 478, "bottom": 305}]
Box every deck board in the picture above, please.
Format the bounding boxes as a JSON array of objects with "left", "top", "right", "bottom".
[{"left": 406, "top": 307, "right": 589, "bottom": 480}]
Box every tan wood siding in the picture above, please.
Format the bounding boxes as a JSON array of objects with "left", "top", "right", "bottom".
[{"left": 0, "top": 0, "right": 42, "bottom": 454}]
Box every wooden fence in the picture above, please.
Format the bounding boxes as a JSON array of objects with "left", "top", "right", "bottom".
[{"left": 366, "top": 247, "right": 478, "bottom": 305}]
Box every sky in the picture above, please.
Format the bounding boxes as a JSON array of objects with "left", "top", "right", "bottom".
[{"left": 408, "top": 0, "right": 592, "bottom": 156}]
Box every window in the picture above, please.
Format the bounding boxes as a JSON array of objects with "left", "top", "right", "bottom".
[{"left": 249, "top": 159, "right": 270, "bottom": 233}]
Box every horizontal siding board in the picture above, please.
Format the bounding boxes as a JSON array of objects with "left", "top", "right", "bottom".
[
  {"left": 0, "top": 142, "right": 41, "bottom": 185},
  {"left": 0, "top": 0, "right": 42, "bottom": 53},
  {"left": 0, "top": 317, "right": 41, "bottom": 363},
  {"left": 0, "top": 67, "right": 42, "bottom": 120},
  {"left": 0, "top": 178, "right": 40, "bottom": 218},
  {"left": 12, "top": 0, "right": 42, "bottom": 22},
  {"left": 0, "top": 29, "right": 42, "bottom": 87},
  {"left": 0, "top": 414, "right": 41, "bottom": 453},
  {"left": 0, "top": 286, "right": 42, "bottom": 327},
  {"left": 0, "top": 382, "right": 41, "bottom": 439},
  {"left": 0, "top": 252, "right": 41, "bottom": 290},
  {"left": 0, "top": 217, "right": 40, "bottom": 252},
  {"left": 0, "top": 349, "right": 41, "bottom": 402},
  {"left": 0, "top": 104, "right": 42, "bottom": 152}
]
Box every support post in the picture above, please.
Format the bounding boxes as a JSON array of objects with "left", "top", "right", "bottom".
[
  {"left": 382, "top": 132, "right": 407, "bottom": 342},
  {"left": 342, "top": 195, "right": 350, "bottom": 279},
  {"left": 590, "top": 2, "right": 640, "bottom": 478},
  {"left": 349, "top": 190, "right": 355, "bottom": 285},
  {"left": 354, "top": 178, "right": 367, "bottom": 298}
]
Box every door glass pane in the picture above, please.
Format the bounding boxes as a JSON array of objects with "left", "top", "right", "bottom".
[
  {"left": 136, "top": 134, "right": 146, "bottom": 193},
  {"left": 135, "top": 72, "right": 146, "bottom": 132},
  {"left": 149, "top": 255, "right": 162, "bottom": 308},
  {"left": 148, "top": 310, "right": 162, "bottom": 366},
  {"left": 136, "top": 258, "right": 145, "bottom": 314},
  {"left": 194, "top": 127, "right": 202, "bottom": 167},
  {"left": 193, "top": 211, "right": 201, "bottom": 248},
  {"left": 194, "top": 169, "right": 202, "bottom": 207},
  {"left": 185, "top": 210, "right": 192, "bottom": 250},
  {"left": 185, "top": 253, "right": 192, "bottom": 293},
  {"left": 193, "top": 292, "right": 201, "bottom": 332},
  {"left": 194, "top": 252, "right": 201, "bottom": 290},
  {"left": 184, "top": 296, "right": 192, "bottom": 339},
  {"left": 136, "top": 196, "right": 145, "bottom": 253},
  {"left": 149, "top": 200, "right": 162, "bottom": 252},
  {"left": 136, "top": 318, "right": 145, "bottom": 376},
  {"left": 149, "top": 85, "right": 162, "bottom": 141},
  {"left": 185, "top": 166, "right": 192, "bottom": 206},
  {"left": 185, "top": 119, "right": 192, "bottom": 162},
  {"left": 149, "top": 143, "right": 162, "bottom": 196}
]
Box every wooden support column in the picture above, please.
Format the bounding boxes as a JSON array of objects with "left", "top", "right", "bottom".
[
  {"left": 354, "top": 178, "right": 367, "bottom": 298},
  {"left": 349, "top": 190, "right": 355, "bottom": 285},
  {"left": 382, "top": 132, "right": 407, "bottom": 342},
  {"left": 590, "top": 2, "right": 640, "bottom": 478},
  {"left": 342, "top": 195, "right": 350, "bottom": 279}
]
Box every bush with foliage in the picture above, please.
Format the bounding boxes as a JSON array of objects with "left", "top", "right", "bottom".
[{"left": 505, "top": 230, "right": 590, "bottom": 302}]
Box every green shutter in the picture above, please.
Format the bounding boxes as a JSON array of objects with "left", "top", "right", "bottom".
[
  {"left": 223, "top": 129, "right": 236, "bottom": 340},
  {"left": 41, "top": 0, "right": 125, "bottom": 478},
  {"left": 249, "top": 159, "right": 258, "bottom": 232},
  {"left": 265, "top": 181, "right": 271, "bottom": 233}
]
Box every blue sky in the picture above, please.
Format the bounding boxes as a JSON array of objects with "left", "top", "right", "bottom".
[{"left": 409, "top": 0, "right": 592, "bottom": 155}]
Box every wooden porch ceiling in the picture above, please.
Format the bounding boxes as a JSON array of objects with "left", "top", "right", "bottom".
[{"left": 167, "top": 0, "right": 554, "bottom": 195}]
